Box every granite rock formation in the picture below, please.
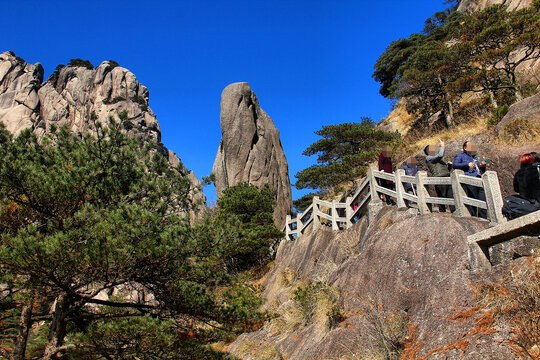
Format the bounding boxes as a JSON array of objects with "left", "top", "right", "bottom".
[
  {"left": 458, "top": 0, "right": 533, "bottom": 12},
  {"left": 0, "top": 52, "right": 43, "bottom": 135},
  {"left": 213, "top": 82, "right": 292, "bottom": 227},
  {"left": 229, "top": 207, "right": 533, "bottom": 359},
  {"left": 0, "top": 51, "right": 204, "bottom": 208}
]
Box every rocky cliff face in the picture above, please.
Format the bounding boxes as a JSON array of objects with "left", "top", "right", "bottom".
[
  {"left": 213, "top": 82, "right": 292, "bottom": 227},
  {"left": 0, "top": 52, "right": 43, "bottom": 135},
  {"left": 36, "top": 58, "right": 160, "bottom": 144},
  {"left": 229, "top": 207, "right": 535, "bottom": 359},
  {"left": 0, "top": 51, "right": 204, "bottom": 207},
  {"left": 458, "top": 0, "right": 533, "bottom": 12}
]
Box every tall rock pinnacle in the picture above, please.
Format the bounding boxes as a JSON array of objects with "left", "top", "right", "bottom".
[{"left": 213, "top": 82, "right": 293, "bottom": 227}]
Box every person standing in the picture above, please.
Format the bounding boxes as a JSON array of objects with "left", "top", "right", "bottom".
[
  {"left": 400, "top": 157, "right": 418, "bottom": 208},
  {"left": 425, "top": 139, "right": 454, "bottom": 212},
  {"left": 453, "top": 141, "right": 487, "bottom": 218},
  {"left": 378, "top": 145, "right": 395, "bottom": 205}
]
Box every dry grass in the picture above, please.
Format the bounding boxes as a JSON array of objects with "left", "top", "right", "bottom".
[
  {"left": 474, "top": 257, "right": 540, "bottom": 359},
  {"left": 410, "top": 115, "right": 488, "bottom": 154},
  {"left": 267, "top": 282, "right": 343, "bottom": 341},
  {"left": 313, "top": 253, "right": 339, "bottom": 283},
  {"left": 378, "top": 216, "right": 395, "bottom": 232},
  {"left": 496, "top": 118, "right": 540, "bottom": 146},
  {"left": 276, "top": 267, "right": 298, "bottom": 287},
  {"left": 332, "top": 298, "right": 410, "bottom": 360},
  {"left": 380, "top": 100, "right": 415, "bottom": 136},
  {"left": 233, "top": 340, "right": 283, "bottom": 360}
]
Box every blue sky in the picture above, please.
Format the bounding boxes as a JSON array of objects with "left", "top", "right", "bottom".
[{"left": 2, "top": 0, "right": 450, "bottom": 203}]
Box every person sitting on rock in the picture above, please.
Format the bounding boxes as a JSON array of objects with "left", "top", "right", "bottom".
[
  {"left": 531, "top": 152, "right": 540, "bottom": 178},
  {"left": 502, "top": 153, "right": 540, "bottom": 220},
  {"left": 514, "top": 153, "right": 540, "bottom": 203},
  {"left": 425, "top": 138, "right": 454, "bottom": 212},
  {"left": 453, "top": 141, "right": 487, "bottom": 219}
]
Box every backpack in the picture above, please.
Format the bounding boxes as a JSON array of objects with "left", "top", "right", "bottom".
[{"left": 502, "top": 194, "right": 540, "bottom": 220}]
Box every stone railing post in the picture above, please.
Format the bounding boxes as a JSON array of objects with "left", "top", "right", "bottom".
[
  {"left": 345, "top": 195, "right": 353, "bottom": 229},
  {"left": 394, "top": 169, "right": 406, "bottom": 209},
  {"left": 285, "top": 214, "right": 291, "bottom": 239},
  {"left": 368, "top": 167, "right": 384, "bottom": 223},
  {"left": 369, "top": 167, "right": 381, "bottom": 204},
  {"left": 482, "top": 171, "right": 505, "bottom": 224},
  {"left": 332, "top": 200, "right": 339, "bottom": 231},
  {"left": 415, "top": 171, "right": 430, "bottom": 215},
  {"left": 451, "top": 170, "right": 470, "bottom": 217},
  {"left": 313, "top": 196, "right": 321, "bottom": 231}
]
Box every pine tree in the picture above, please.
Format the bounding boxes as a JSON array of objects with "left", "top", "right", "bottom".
[
  {"left": 0, "top": 120, "right": 266, "bottom": 359},
  {"left": 294, "top": 118, "right": 400, "bottom": 191}
]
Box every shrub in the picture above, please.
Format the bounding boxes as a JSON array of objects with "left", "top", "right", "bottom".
[
  {"left": 108, "top": 60, "right": 119, "bottom": 69},
  {"left": 487, "top": 105, "right": 509, "bottom": 128},
  {"left": 68, "top": 58, "right": 94, "bottom": 70},
  {"left": 501, "top": 118, "right": 540, "bottom": 143},
  {"left": 131, "top": 95, "right": 148, "bottom": 111},
  {"left": 103, "top": 96, "right": 126, "bottom": 105}
]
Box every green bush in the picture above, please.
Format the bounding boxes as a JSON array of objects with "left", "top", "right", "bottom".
[
  {"left": 216, "top": 183, "right": 284, "bottom": 273},
  {"left": 103, "top": 96, "right": 126, "bottom": 105},
  {"left": 68, "top": 58, "right": 94, "bottom": 70},
  {"left": 107, "top": 60, "right": 119, "bottom": 69},
  {"left": 131, "top": 95, "right": 149, "bottom": 111},
  {"left": 487, "top": 105, "right": 509, "bottom": 127}
]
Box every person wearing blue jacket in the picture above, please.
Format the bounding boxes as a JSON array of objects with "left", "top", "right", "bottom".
[{"left": 453, "top": 141, "right": 487, "bottom": 218}]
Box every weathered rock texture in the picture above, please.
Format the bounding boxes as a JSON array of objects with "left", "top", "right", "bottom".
[
  {"left": 0, "top": 52, "right": 43, "bottom": 135},
  {"left": 0, "top": 51, "right": 204, "bottom": 208},
  {"left": 495, "top": 92, "right": 540, "bottom": 134},
  {"left": 229, "top": 207, "right": 531, "bottom": 359},
  {"left": 213, "top": 82, "right": 292, "bottom": 227},
  {"left": 458, "top": 0, "right": 533, "bottom": 12}
]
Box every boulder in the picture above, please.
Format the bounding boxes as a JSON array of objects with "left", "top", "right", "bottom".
[
  {"left": 229, "top": 208, "right": 527, "bottom": 359},
  {"left": 495, "top": 92, "right": 540, "bottom": 135},
  {"left": 213, "top": 82, "right": 292, "bottom": 227}
]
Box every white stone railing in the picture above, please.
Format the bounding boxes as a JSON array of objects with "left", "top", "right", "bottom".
[{"left": 284, "top": 166, "right": 505, "bottom": 240}]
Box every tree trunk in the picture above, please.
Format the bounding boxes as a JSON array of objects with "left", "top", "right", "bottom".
[
  {"left": 444, "top": 100, "right": 454, "bottom": 128},
  {"left": 43, "top": 294, "right": 71, "bottom": 360},
  {"left": 13, "top": 299, "right": 33, "bottom": 360},
  {"left": 488, "top": 90, "right": 498, "bottom": 108}
]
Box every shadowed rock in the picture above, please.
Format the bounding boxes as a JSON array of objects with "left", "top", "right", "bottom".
[{"left": 213, "top": 82, "right": 292, "bottom": 227}]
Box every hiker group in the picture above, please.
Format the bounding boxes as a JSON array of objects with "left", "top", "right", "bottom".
[{"left": 377, "top": 141, "right": 540, "bottom": 220}]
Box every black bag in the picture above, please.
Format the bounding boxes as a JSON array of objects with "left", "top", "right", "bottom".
[{"left": 502, "top": 194, "right": 540, "bottom": 220}]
